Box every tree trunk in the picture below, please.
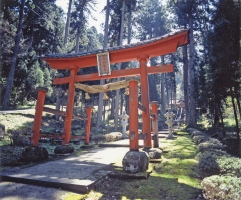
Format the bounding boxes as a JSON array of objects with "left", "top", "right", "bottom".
[
  {"left": 110, "top": 97, "right": 115, "bottom": 119},
  {"left": 182, "top": 45, "right": 189, "bottom": 124},
  {"left": 75, "top": 28, "right": 80, "bottom": 53},
  {"left": 64, "top": 0, "right": 73, "bottom": 50},
  {"left": 124, "top": 2, "right": 131, "bottom": 115},
  {"left": 114, "top": 1, "right": 125, "bottom": 131},
  {"left": 127, "top": 6, "right": 131, "bottom": 44},
  {"left": 161, "top": 56, "right": 166, "bottom": 116},
  {"left": 165, "top": 74, "right": 169, "bottom": 109},
  {"left": 187, "top": 16, "right": 196, "bottom": 128},
  {"left": 219, "top": 105, "right": 225, "bottom": 136},
  {"left": 230, "top": 87, "right": 240, "bottom": 141},
  {"left": 234, "top": 85, "right": 241, "bottom": 120},
  {"left": 95, "top": 0, "right": 110, "bottom": 130},
  {"left": 2, "top": 0, "right": 25, "bottom": 109},
  {"left": 55, "top": 87, "right": 63, "bottom": 120}
]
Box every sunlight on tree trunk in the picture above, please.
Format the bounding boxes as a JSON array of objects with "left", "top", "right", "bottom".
[
  {"left": 2, "top": 0, "right": 25, "bottom": 109},
  {"left": 64, "top": 0, "right": 73, "bottom": 50},
  {"left": 114, "top": 1, "right": 125, "bottom": 131},
  {"left": 187, "top": 16, "right": 196, "bottom": 128},
  {"left": 95, "top": 0, "right": 110, "bottom": 131}
]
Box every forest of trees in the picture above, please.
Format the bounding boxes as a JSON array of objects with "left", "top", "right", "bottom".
[{"left": 0, "top": 0, "right": 240, "bottom": 137}]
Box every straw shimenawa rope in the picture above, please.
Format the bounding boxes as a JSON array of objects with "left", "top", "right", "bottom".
[{"left": 75, "top": 80, "right": 132, "bottom": 93}]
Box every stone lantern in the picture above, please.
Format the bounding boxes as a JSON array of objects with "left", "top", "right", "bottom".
[
  {"left": 119, "top": 111, "right": 129, "bottom": 138},
  {"left": 164, "top": 109, "right": 175, "bottom": 139}
]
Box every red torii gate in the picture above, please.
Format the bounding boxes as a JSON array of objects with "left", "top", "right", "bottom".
[{"left": 37, "top": 29, "right": 188, "bottom": 149}]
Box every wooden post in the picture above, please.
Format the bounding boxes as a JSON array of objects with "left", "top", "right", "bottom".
[
  {"left": 129, "top": 80, "right": 139, "bottom": 151},
  {"left": 31, "top": 87, "right": 48, "bottom": 146},
  {"left": 63, "top": 67, "right": 77, "bottom": 145},
  {"left": 84, "top": 106, "right": 92, "bottom": 145},
  {"left": 150, "top": 101, "right": 159, "bottom": 148},
  {"left": 138, "top": 55, "right": 152, "bottom": 149}
]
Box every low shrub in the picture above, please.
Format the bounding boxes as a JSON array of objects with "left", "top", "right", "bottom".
[
  {"left": 196, "top": 149, "right": 229, "bottom": 160},
  {"left": 217, "top": 156, "right": 241, "bottom": 177},
  {"left": 186, "top": 128, "right": 197, "bottom": 134},
  {"left": 193, "top": 135, "right": 209, "bottom": 145},
  {"left": 197, "top": 150, "right": 241, "bottom": 178},
  {"left": 202, "top": 175, "right": 241, "bottom": 200},
  {"left": 196, "top": 151, "right": 220, "bottom": 175},
  {"left": 198, "top": 140, "right": 225, "bottom": 152},
  {"left": 191, "top": 130, "right": 205, "bottom": 138}
]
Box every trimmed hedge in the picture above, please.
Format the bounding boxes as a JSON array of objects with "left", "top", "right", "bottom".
[
  {"left": 193, "top": 135, "right": 209, "bottom": 145},
  {"left": 197, "top": 152, "right": 241, "bottom": 178},
  {"left": 198, "top": 140, "right": 226, "bottom": 152},
  {"left": 189, "top": 128, "right": 241, "bottom": 199},
  {"left": 217, "top": 156, "right": 241, "bottom": 177},
  {"left": 196, "top": 150, "right": 221, "bottom": 174},
  {"left": 202, "top": 175, "right": 241, "bottom": 200}
]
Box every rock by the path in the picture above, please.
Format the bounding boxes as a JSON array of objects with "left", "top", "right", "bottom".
[
  {"left": 0, "top": 145, "right": 48, "bottom": 166},
  {"left": 20, "top": 146, "right": 49, "bottom": 163},
  {"left": 54, "top": 145, "right": 74, "bottom": 154},
  {"left": 144, "top": 148, "right": 162, "bottom": 159},
  {"left": 12, "top": 135, "right": 31, "bottom": 146},
  {"left": 122, "top": 151, "right": 149, "bottom": 173},
  {"left": 0, "top": 145, "right": 24, "bottom": 166}
]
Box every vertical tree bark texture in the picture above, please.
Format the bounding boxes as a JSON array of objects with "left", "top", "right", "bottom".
[
  {"left": 182, "top": 45, "right": 189, "bottom": 124},
  {"left": 55, "top": 87, "right": 63, "bottom": 120},
  {"left": 234, "top": 85, "right": 241, "bottom": 120},
  {"left": 64, "top": 0, "right": 73, "bottom": 50},
  {"left": 2, "top": 0, "right": 25, "bottom": 109},
  {"left": 188, "top": 16, "right": 197, "bottom": 128},
  {"left": 165, "top": 74, "right": 169, "bottom": 109},
  {"left": 230, "top": 87, "right": 240, "bottom": 141},
  {"left": 114, "top": 1, "right": 125, "bottom": 131},
  {"left": 96, "top": 0, "right": 110, "bottom": 130},
  {"left": 75, "top": 29, "right": 80, "bottom": 53},
  {"left": 161, "top": 56, "right": 166, "bottom": 116}
]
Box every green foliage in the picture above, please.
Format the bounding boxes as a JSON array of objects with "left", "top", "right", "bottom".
[
  {"left": 197, "top": 140, "right": 225, "bottom": 152},
  {"left": 196, "top": 149, "right": 229, "bottom": 160},
  {"left": 193, "top": 135, "right": 209, "bottom": 145},
  {"left": 196, "top": 147, "right": 241, "bottom": 179},
  {"left": 27, "top": 61, "right": 44, "bottom": 90},
  {"left": 190, "top": 130, "right": 206, "bottom": 138},
  {"left": 217, "top": 156, "right": 241, "bottom": 177},
  {"left": 196, "top": 151, "right": 220, "bottom": 175},
  {"left": 202, "top": 175, "right": 241, "bottom": 200}
]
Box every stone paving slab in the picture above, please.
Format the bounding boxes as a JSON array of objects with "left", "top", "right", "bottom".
[
  {"left": 99, "top": 138, "right": 144, "bottom": 148},
  {"left": 0, "top": 146, "right": 129, "bottom": 194}
]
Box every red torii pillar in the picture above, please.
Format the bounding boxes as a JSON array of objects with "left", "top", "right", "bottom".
[
  {"left": 84, "top": 106, "right": 92, "bottom": 145},
  {"left": 32, "top": 87, "right": 48, "bottom": 146},
  {"left": 138, "top": 55, "right": 152, "bottom": 149},
  {"left": 129, "top": 80, "right": 139, "bottom": 151},
  {"left": 63, "top": 67, "right": 77, "bottom": 145}
]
